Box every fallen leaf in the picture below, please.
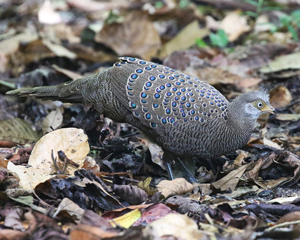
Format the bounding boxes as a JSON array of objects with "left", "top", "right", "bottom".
[
  {"left": 0, "top": 118, "right": 40, "bottom": 145},
  {"left": 7, "top": 128, "right": 89, "bottom": 190},
  {"left": 269, "top": 86, "right": 292, "bottom": 108},
  {"left": 110, "top": 209, "right": 141, "bottom": 229},
  {"left": 260, "top": 51, "right": 300, "bottom": 73},
  {"left": 220, "top": 10, "right": 251, "bottom": 42},
  {"left": 159, "top": 20, "right": 209, "bottom": 58},
  {"left": 95, "top": 11, "right": 161, "bottom": 60},
  {"left": 212, "top": 163, "right": 250, "bottom": 191},
  {"left": 42, "top": 108, "right": 63, "bottom": 134},
  {"left": 143, "top": 213, "right": 205, "bottom": 240},
  {"left": 156, "top": 178, "right": 194, "bottom": 198}
]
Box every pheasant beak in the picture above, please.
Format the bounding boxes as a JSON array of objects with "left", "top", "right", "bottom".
[{"left": 262, "top": 105, "right": 275, "bottom": 114}]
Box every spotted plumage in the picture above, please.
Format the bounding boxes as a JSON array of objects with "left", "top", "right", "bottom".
[
  {"left": 7, "top": 57, "right": 274, "bottom": 176},
  {"left": 111, "top": 57, "right": 229, "bottom": 129}
]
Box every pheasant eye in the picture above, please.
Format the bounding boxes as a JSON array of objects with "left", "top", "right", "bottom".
[{"left": 257, "top": 102, "right": 263, "bottom": 108}]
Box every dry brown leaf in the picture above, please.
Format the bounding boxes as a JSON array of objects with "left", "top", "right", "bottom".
[
  {"left": 212, "top": 163, "right": 250, "bottom": 191},
  {"left": 95, "top": 11, "right": 161, "bottom": 60},
  {"left": 143, "top": 213, "right": 205, "bottom": 240},
  {"left": 7, "top": 128, "right": 89, "bottom": 190},
  {"left": 56, "top": 198, "right": 85, "bottom": 223},
  {"left": 42, "top": 108, "right": 63, "bottom": 134},
  {"left": 148, "top": 142, "right": 164, "bottom": 169},
  {"left": 260, "top": 52, "right": 300, "bottom": 73},
  {"left": 38, "top": 0, "right": 63, "bottom": 25},
  {"left": 159, "top": 20, "right": 209, "bottom": 59},
  {"left": 0, "top": 118, "right": 40, "bottom": 145},
  {"left": 220, "top": 11, "right": 251, "bottom": 42},
  {"left": 269, "top": 86, "right": 292, "bottom": 108},
  {"left": 156, "top": 178, "right": 194, "bottom": 198},
  {"left": 42, "top": 39, "right": 76, "bottom": 59},
  {"left": 52, "top": 64, "right": 83, "bottom": 80},
  {"left": 275, "top": 114, "right": 300, "bottom": 121}
]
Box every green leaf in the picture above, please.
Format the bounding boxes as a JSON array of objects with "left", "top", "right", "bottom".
[
  {"left": 291, "top": 10, "right": 300, "bottom": 21},
  {"left": 244, "top": 11, "right": 258, "bottom": 18},
  {"left": 280, "top": 14, "right": 292, "bottom": 26},
  {"left": 179, "top": 0, "right": 189, "bottom": 8},
  {"left": 288, "top": 25, "right": 298, "bottom": 40},
  {"left": 195, "top": 38, "right": 208, "bottom": 48},
  {"left": 209, "top": 29, "right": 228, "bottom": 48},
  {"left": 243, "top": 0, "right": 259, "bottom": 6}
]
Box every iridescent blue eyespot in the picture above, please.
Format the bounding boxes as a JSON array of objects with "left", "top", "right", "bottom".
[
  {"left": 184, "top": 119, "right": 187, "bottom": 122},
  {"left": 175, "top": 97, "right": 179, "bottom": 100},
  {"left": 173, "top": 87, "right": 177, "bottom": 91},
  {"left": 174, "top": 74, "right": 179, "bottom": 77},
  {"left": 151, "top": 64, "right": 157, "bottom": 68},
  {"left": 131, "top": 103, "right": 136, "bottom": 108},
  {"left": 115, "top": 63, "right": 121, "bottom": 67},
  {"left": 144, "top": 87, "right": 149, "bottom": 90},
  {"left": 154, "top": 93, "right": 160, "bottom": 98},
  {"left": 135, "top": 112, "right": 139, "bottom": 116},
  {"left": 210, "top": 102, "right": 214, "bottom": 105},
  {"left": 131, "top": 74, "right": 138, "bottom": 79},
  {"left": 207, "top": 113, "right": 210, "bottom": 116},
  {"left": 153, "top": 103, "right": 159, "bottom": 108},
  {"left": 221, "top": 107, "right": 225, "bottom": 111},
  {"left": 189, "top": 93, "right": 193, "bottom": 96},
  {"left": 191, "top": 110, "right": 195, "bottom": 114},
  {"left": 224, "top": 116, "right": 228, "bottom": 120},
  {"left": 181, "top": 89, "right": 186, "bottom": 92},
  {"left": 145, "top": 113, "right": 151, "bottom": 119},
  {"left": 139, "top": 61, "right": 146, "bottom": 64},
  {"left": 182, "top": 113, "right": 186, "bottom": 117},
  {"left": 159, "top": 75, "right": 165, "bottom": 79},
  {"left": 167, "top": 92, "right": 172, "bottom": 96},
  {"left": 190, "top": 98, "right": 195, "bottom": 102},
  {"left": 200, "top": 94, "right": 204, "bottom": 97},
  {"left": 185, "top": 76, "right": 191, "bottom": 79},
  {"left": 176, "top": 82, "right": 181, "bottom": 85},
  {"left": 200, "top": 118, "right": 204, "bottom": 122},
  {"left": 162, "top": 118, "right": 167, "bottom": 124},
  {"left": 141, "top": 100, "right": 147, "bottom": 103},
  {"left": 169, "top": 76, "right": 175, "bottom": 80},
  {"left": 166, "top": 83, "right": 171, "bottom": 87},
  {"left": 188, "top": 81, "right": 193, "bottom": 84},
  {"left": 160, "top": 86, "right": 165, "bottom": 90},
  {"left": 127, "top": 86, "right": 132, "bottom": 90},
  {"left": 156, "top": 88, "right": 161, "bottom": 93},
  {"left": 177, "top": 92, "right": 181, "bottom": 95},
  {"left": 201, "top": 90, "right": 205, "bottom": 93},
  {"left": 172, "top": 102, "right": 177, "bottom": 107},
  {"left": 149, "top": 76, "right": 156, "bottom": 81},
  {"left": 166, "top": 109, "right": 171, "bottom": 114},
  {"left": 186, "top": 103, "right": 191, "bottom": 107},
  {"left": 145, "top": 67, "right": 151, "bottom": 70},
  {"left": 141, "top": 93, "right": 147, "bottom": 98},
  {"left": 203, "top": 112, "right": 206, "bottom": 115},
  {"left": 217, "top": 103, "right": 221, "bottom": 107},
  {"left": 129, "top": 57, "right": 136, "bottom": 61},
  {"left": 195, "top": 116, "right": 199, "bottom": 120},
  {"left": 151, "top": 122, "right": 156, "bottom": 127},
  {"left": 146, "top": 82, "right": 152, "bottom": 87},
  {"left": 181, "top": 96, "right": 186, "bottom": 101},
  {"left": 180, "top": 79, "right": 185, "bottom": 82},
  {"left": 136, "top": 69, "right": 143, "bottom": 73},
  {"left": 128, "top": 92, "right": 133, "bottom": 96},
  {"left": 170, "top": 118, "right": 175, "bottom": 123}
]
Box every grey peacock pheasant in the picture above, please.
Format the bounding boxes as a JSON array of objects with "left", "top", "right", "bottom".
[{"left": 7, "top": 57, "right": 274, "bottom": 181}]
